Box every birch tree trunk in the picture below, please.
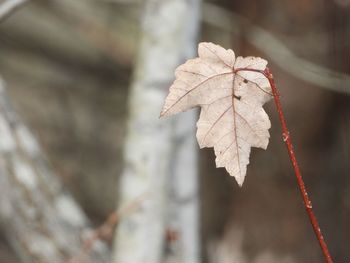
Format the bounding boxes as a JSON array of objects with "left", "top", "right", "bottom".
[
  {"left": 165, "top": 111, "right": 201, "bottom": 263},
  {"left": 164, "top": 1, "right": 201, "bottom": 262},
  {"left": 0, "top": 78, "right": 110, "bottom": 263},
  {"left": 113, "top": 0, "right": 201, "bottom": 262}
]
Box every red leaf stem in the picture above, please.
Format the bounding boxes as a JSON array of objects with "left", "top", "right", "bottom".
[{"left": 234, "top": 67, "right": 334, "bottom": 263}]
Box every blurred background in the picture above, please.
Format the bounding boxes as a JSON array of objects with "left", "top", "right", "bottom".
[{"left": 0, "top": 0, "right": 349, "bottom": 262}]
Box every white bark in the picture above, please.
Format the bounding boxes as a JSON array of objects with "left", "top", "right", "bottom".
[
  {"left": 0, "top": 0, "right": 28, "bottom": 22},
  {"left": 113, "top": 0, "right": 201, "bottom": 262},
  {"left": 165, "top": 0, "right": 201, "bottom": 262},
  {"left": 165, "top": 111, "right": 200, "bottom": 263},
  {"left": 0, "top": 78, "right": 110, "bottom": 263}
]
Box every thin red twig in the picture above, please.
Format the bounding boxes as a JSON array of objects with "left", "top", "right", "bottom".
[
  {"left": 67, "top": 192, "right": 149, "bottom": 263},
  {"left": 234, "top": 67, "right": 334, "bottom": 263}
]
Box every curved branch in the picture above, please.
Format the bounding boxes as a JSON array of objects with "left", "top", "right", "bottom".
[
  {"left": 203, "top": 3, "right": 350, "bottom": 95},
  {"left": 0, "top": 78, "right": 110, "bottom": 263},
  {"left": 0, "top": 0, "right": 29, "bottom": 22}
]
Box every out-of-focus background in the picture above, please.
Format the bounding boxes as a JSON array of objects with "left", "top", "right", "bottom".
[{"left": 0, "top": 0, "right": 349, "bottom": 262}]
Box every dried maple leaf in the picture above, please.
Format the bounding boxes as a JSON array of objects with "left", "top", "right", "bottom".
[{"left": 160, "top": 42, "right": 272, "bottom": 186}]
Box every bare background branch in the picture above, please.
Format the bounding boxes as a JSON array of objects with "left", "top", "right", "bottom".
[
  {"left": 0, "top": 0, "right": 28, "bottom": 22},
  {"left": 0, "top": 78, "right": 110, "bottom": 263},
  {"left": 203, "top": 2, "right": 350, "bottom": 94}
]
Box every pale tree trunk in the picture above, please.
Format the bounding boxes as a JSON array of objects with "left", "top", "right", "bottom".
[
  {"left": 165, "top": 110, "right": 201, "bottom": 263},
  {"left": 113, "top": 0, "right": 201, "bottom": 263},
  {"left": 164, "top": 1, "right": 201, "bottom": 262},
  {"left": 0, "top": 78, "right": 110, "bottom": 263}
]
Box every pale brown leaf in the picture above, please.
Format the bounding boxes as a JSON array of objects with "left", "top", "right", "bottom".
[{"left": 160, "top": 42, "right": 272, "bottom": 186}]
